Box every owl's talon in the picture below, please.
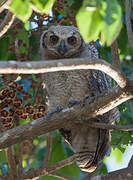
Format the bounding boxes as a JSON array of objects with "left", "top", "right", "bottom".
[
  {"left": 67, "top": 97, "right": 81, "bottom": 108},
  {"left": 55, "top": 105, "right": 63, "bottom": 112},
  {"left": 82, "top": 94, "right": 90, "bottom": 105},
  {"left": 46, "top": 105, "right": 63, "bottom": 118}
]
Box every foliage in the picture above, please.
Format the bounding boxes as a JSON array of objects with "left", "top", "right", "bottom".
[{"left": 0, "top": 0, "right": 133, "bottom": 179}]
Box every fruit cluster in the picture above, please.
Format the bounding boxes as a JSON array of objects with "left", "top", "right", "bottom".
[
  {"left": 53, "top": 0, "right": 76, "bottom": 26},
  {"left": 0, "top": 80, "right": 46, "bottom": 131}
]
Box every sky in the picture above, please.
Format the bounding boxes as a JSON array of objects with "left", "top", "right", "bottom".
[{"left": 106, "top": 145, "right": 133, "bottom": 172}]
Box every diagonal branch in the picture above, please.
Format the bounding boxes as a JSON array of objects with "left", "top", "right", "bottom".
[
  {"left": 22, "top": 155, "right": 76, "bottom": 179},
  {"left": 0, "top": 58, "right": 127, "bottom": 88},
  {"left": 49, "top": 172, "right": 73, "bottom": 180},
  {"left": 39, "top": 133, "right": 52, "bottom": 170},
  {"left": 0, "top": 0, "right": 11, "bottom": 13},
  {"left": 0, "top": 78, "right": 132, "bottom": 149},
  {"left": 0, "top": 11, "right": 15, "bottom": 37},
  {"left": 125, "top": 0, "right": 133, "bottom": 51}
]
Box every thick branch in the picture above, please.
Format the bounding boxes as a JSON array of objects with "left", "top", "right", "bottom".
[
  {"left": 111, "top": 40, "right": 120, "bottom": 68},
  {"left": 125, "top": 0, "right": 133, "bottom": 51},
  {"left": 0, "top": 11, "right": 15, "bottom": 37},
  {"left": 0, "top": 0, "right": 11, "bottom": 13},
  {"left": 85, "top": 166, "right": 133, "bottom": 180},
  {"left": 0, "top": 78, "right": 133, "bottom": 149},
  {"left": 0, "top": 58, "right": 127, "bottom": 88}
]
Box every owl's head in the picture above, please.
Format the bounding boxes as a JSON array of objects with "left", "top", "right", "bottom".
[{"left": 40, "top": 25, "right": 85, "bottom": 59}]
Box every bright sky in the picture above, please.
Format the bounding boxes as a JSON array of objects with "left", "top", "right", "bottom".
[{"left": 106, "top": 145, "right": 133, "bottom": 172}]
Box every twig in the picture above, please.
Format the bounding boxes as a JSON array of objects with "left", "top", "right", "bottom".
[
  {"left": 0, "top": 58, "right": 127, "bottom": 88},
  {"left": 47, "top": 155, "right": 76, "bottom": 173},
  {"left": 49, "top": 172, "right": 73, "bottom": 180},
  {"left": 17, "top": 143, "right": 23, "bottom": 177},
  {"left": 125, "top": 0, "right": 133, "bottom": 51},
  {"left": 40, "top": 133, "right": 52, "bottom": 170},
  {"left": 111, "top": 40, "right": 120, "bottom": 68},
  {"left": 5, "top": 147, "right": 18, "bottom": 180},
  {"left": 22, "top": 155, "right": 76, "bottom": 179},
  {"left": 86, "top": 121, "right": 133, "bottom": 131},
  {"left": 0, "top": 11, "right": 15, "bottom": 37}
]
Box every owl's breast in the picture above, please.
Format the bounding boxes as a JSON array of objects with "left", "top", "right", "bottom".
[{"left": 43, "top": 70, "right": 90, "bottom": 109}]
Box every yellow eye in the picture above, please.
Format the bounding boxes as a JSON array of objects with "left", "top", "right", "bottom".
[
  {"left": 50, "top": 35, "right": 59, "bottom": 45},
  {"left": 67, "top": 36, "right": 77, "bottom": 45}
]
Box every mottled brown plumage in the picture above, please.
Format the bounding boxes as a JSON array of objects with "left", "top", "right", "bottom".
[{"left": 40, "top": 25, "right": 120, "bottom": 172}]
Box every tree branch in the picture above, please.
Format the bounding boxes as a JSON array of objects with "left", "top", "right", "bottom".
[
  {"left": 49, "top": 172, "right": 73, "bottom": 180},
  {"left": 111, "top": 40, "right": 120, "bottom": 68},
  {"left": 0, "top": 11, "right": 15, "bottom": 37},
  {"left": 83, "top": 156, "right": 133, "bottom": 180},
  {"left": 85, "top": 164, "right": 133, "bottom": 180},
  {"left": 39, "top": 133, "right": 52, "bottom": 170},
  {"left": 22, "top": 155, "right": 76, "bottom": 179},
  {"left": 0, "top": 58, "right": 127, "bottom": 88},
  {"left": 125, "top": 0, "right": 133, "bottom": 51},
  {"left": 85, "top": 121, "right": 133, "bottom": 131},
  {"left": 0, "top": 78, "right": 132, "bottom": 149},
  {"left": 17, "top": 143, "right": 23, "bottom": 177},
  {"left": 5, "top": 147, "right": 18, "bottom": 180},
  {"left": 0, "top": 0, "right": 11, "bottom": 13}
]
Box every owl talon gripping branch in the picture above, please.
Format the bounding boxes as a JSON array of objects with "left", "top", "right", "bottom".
[
  {"left": 67, "top": 97, "right": 81, "bottom": 108},
  {"left": 46, "top": 105, "right": 63, "bottom": 119}
]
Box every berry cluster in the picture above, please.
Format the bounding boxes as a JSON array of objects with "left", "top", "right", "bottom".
[
  {"left": 53, "top": 0, "right": 76, "bottom": 26},
  {"left": 0, "top": 79, "right": 46, "bottom": 131}
]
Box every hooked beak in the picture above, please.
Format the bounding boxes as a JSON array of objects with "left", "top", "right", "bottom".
[{"left": 57, "top": 40, "right": 67, "bottom": 55}]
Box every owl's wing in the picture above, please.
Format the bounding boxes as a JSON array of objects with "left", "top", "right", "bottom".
[
  {"left": 89, "top": 67, "right": 120, "bottom": 124},
  {"left": 82, "top": 68, "right": 120, "bottom": 171}
]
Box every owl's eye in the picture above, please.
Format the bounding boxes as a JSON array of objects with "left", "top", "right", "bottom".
[
  {"left": 50, "top": 35, "right": 59, "bottom": 44},
  {"left": 67, "top": 36, "right": 77, "bottom": 45}
]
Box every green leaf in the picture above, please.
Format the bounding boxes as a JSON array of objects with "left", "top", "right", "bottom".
[
  {"left": 111, "top": 147, "right": 123, "bottom": 163},
  {"left": 76, "top": 0, "right": 122, "bottom": 46},
  {"left": 9, "top": 0, "right": 32, "bottom": 22},
  {"left": 31, "top": 0, "right": 55, "bottom": 14},
  {"left": 43, "top": 132, "right": 79, "bottom": 179},
  {"left": 76, "top": 7, "right": 102, "bottom": 42},
  {"left": 99, "top": 0, "right": 122, "bottom": 45},
  {"left": 0, "top": 37, "right": 9, "bottom": 60},
  {"left": 0, "top": 151, "right": 7, "bottom": 162}
]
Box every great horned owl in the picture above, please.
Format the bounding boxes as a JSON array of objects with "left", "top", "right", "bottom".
[{"left": 40, "top": 25, "right": 120, "bottom": 172}]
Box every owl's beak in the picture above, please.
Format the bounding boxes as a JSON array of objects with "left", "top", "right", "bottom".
[{"left": 57, "top": 40, "right": 67, "bottom": 55}]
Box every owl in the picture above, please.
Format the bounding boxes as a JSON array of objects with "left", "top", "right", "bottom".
[{"left": 40, "top": 25, "right": 120, "bottom": 172}]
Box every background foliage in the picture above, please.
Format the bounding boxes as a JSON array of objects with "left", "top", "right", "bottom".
[{"left": 0, "top": 0, "right": 133, "bottom": 179}]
